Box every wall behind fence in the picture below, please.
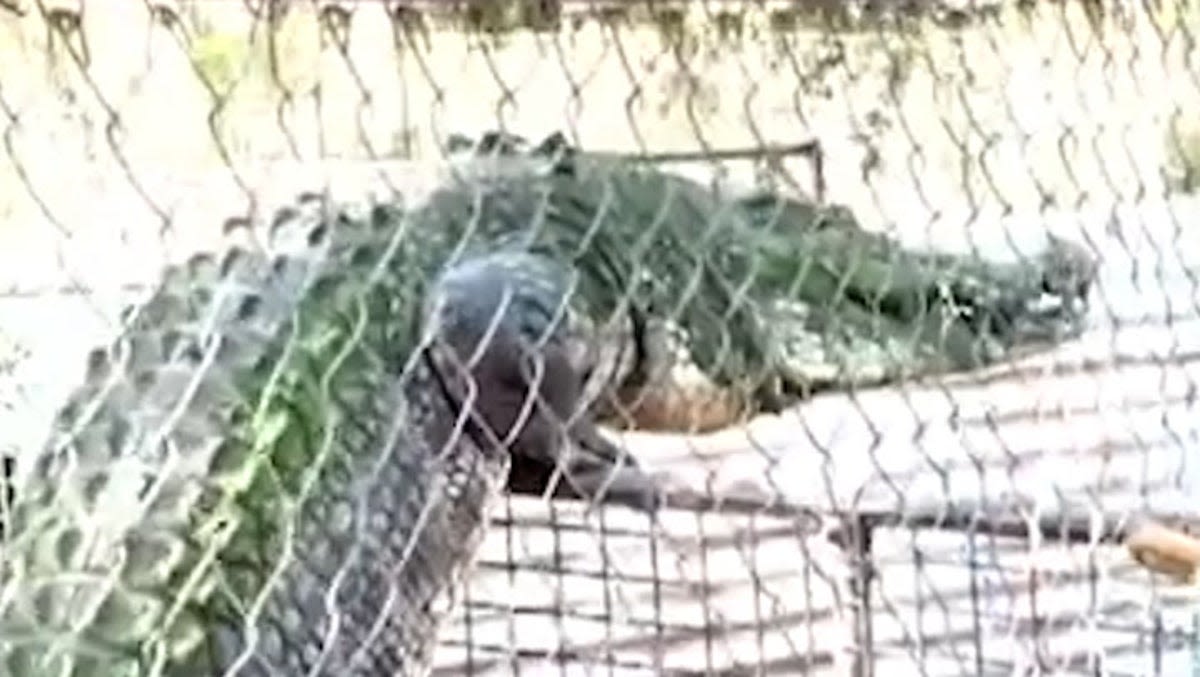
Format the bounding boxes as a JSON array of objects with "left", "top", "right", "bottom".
[
  {"left": 3, "top": 0, "right": 1196, "bottom": 470},
  {"left": 0, "top": 0, "right": 1197, "bottom": 295}
]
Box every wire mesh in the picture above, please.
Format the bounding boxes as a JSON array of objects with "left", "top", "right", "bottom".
[{"left": 0, "top": 0, "right": 1198, "bottom": 674}]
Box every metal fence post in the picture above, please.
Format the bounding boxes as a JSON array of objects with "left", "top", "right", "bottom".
[{"left": 838, "top": 514, "right": 877, "bottom": 677}]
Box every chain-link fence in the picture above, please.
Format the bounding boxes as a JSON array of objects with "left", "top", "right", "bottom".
[{"left": 0, "top": 0, "right": 1199, "bottom": 674}]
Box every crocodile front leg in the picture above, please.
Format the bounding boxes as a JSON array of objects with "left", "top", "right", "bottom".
[{"left": 424, "top": 250, "right": 665, "bottom": 513}]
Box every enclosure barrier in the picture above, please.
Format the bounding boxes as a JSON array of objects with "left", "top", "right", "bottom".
[{"left": 1, "top": 0, "right": 1200, "bottom": 674}]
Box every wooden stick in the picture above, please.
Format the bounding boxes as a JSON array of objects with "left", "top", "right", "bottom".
[
  {"left": 1125, "top": 520, "right": 1200, "bottom": 584},
  {"left": 670, "top": 479, "right": 1200, "bottom": 586}
]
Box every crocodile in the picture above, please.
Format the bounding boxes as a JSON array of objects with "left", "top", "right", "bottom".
[
  {"left": 0, "top": 129, "right": 1096, "bottom": 675},
  {"left": 0, "top": 184, "right": 662, "bottom": 675},
  {"left": 428, "top": 130, "right": 1097, "bottom": 434}
]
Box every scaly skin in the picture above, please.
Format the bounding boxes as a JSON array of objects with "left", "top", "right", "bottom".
[
  {"left": 0, "top": 176, "right": 668, "bottom": 675},
  {"left": 0, "top": 193, "right": 516, "bottom": 675},
  {"left": 0, "top": 129, "right": 1098, "bottom": 673},
  {"left": 438, "top": 131, "right": 1097, "bottom": 434}
]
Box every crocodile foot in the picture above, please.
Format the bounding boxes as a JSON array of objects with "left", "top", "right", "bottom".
[{"left": 597, "top": 372, "right": 754, "bottom": 435}]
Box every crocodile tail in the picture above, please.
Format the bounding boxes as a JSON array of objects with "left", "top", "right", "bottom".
[
  {"left": 0, "top": 188, "right": 509, "bottom": 675},
  {"left": 0, "top": 193, "right": 336, "bottom": 674}
]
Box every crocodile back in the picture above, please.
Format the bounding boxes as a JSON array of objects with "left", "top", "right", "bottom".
[{"left": 0, "top": 192, "right": 509, "bottom": 676}]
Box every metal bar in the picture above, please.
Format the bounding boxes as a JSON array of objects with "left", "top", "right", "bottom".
[
  {"left": 843, "top": 514, "right": 877, "bottom": 677},
  {"left": 631, "top": 140, "right": 822, "bottom": 164},
  {"left": 631, "top": 139, "right": 826, "bottom": 202}
]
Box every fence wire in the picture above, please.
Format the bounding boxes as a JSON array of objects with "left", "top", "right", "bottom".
[{"left": 0, "top": 0, "right": 1199, "bottom": 675}]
